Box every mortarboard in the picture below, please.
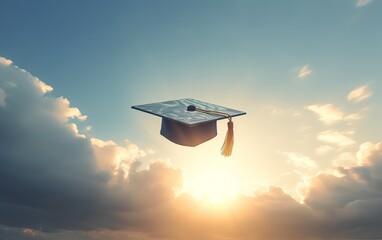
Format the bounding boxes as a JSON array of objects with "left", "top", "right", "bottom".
[{"left": 132, "top": 98, "right": 246, "bottom": 157}]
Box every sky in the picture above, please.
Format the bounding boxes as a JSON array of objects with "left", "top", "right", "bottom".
[{"left": 1, "top": 0, "right": 382, "bottom": 239}]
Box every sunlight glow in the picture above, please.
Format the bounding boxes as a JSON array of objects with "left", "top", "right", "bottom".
[{"left": 186, "top": 168, "right": 239, "bottom": 207}]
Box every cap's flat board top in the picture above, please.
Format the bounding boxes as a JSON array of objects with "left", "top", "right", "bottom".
[{"left": 132, "top": 98, "right": 246, "bottom": 126}]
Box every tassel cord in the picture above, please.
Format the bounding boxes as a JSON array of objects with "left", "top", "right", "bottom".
[
  {"left": 190, "top": 106, "right": 234, "bottom": 157},
  {"left": 221, "top": 119, "right": 234, "bottom": 157},
  {"left": 194, "top": 108, "right": 232, "bottom": 120}
]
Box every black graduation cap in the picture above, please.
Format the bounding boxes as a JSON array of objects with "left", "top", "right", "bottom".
[{"left": 132, "top": 98, "right": 246, "bottom": 156}]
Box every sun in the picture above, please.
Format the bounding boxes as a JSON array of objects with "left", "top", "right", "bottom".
[{"left": 185, "top": 168, "right": 239, "bottom": 207}]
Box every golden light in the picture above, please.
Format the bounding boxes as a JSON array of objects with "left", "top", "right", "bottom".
[{"left": 185, "top": 168, "right": 239, "bottom": 207}]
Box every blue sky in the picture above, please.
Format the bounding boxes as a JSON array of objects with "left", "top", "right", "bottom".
[{"left": 1, "top": 0, "right": 382, "bottom": 239}]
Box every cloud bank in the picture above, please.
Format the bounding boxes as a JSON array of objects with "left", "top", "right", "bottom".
[
  {"left": 0, "top": 57, "right": 180, "bottom": 233},
  {"left": 2, "top": 57, "right": 382, "bottom": 239}
]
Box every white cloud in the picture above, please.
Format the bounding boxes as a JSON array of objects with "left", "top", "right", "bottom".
[
  {"left": 306, "top": 104, "right": 362, "bottom": 125},
  {"left": 91, "top": 138, "right": 150, "bottom": 176},
  {"left": 306, "top": 104, "right": 345, "bottom": 124},
  {"left": 67, "top": 123, "right": 86, "bottom": 138},
  {"left": 284, "top": 152, "right": 317, "bottom": 169},
  {"left": 333, "top": 152, "right": 357, "bottom": 167},
  {"left": 306, "top": 104, "right": 344, "bottom": 124},
  {"left": 54, "top": 97, "right": 87, "bottom": 122},
  {"left": 344, "top": 113, "right": 363, "bottom": 121},
  {"left": 268, "top": 105, "right": 301, "bottom": 117},
  {"left": 0, "top": 88, "right": 6, "bottom": 107},
  {"left": 298, "top": 65, "right": 312, "bottom": 78},
  {"left": 347, "top": 85, "right": 372, "bottom": 103},
  {"left": 0, "top": 57, "right": 12, "bottom": 66},
  {"left": 356, "top": 0, "right": 373, "bottom": 7},
  {"left": 316, "top": 145, "right": 334, "bottom": 155},
  {"left": 34, "top": 77, "right": 53, "bottom": 93},
  {"left": 356, "top": 141, "right": 382, "bottom": 166},
  {"left": 318, "top": 130, "right": 355, "bottom": 147}
]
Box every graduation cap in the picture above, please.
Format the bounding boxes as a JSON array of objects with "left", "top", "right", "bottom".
[{"left": 132, "top": 98, "right": 246, "bottom": 157}]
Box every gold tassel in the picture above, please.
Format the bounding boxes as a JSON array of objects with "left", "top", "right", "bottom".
[
  {"left": 221, "top": 119, "right": 234, "bottom": 157},
  {"left": 188, "top": 105, "right": 235, "bottom": 157}
]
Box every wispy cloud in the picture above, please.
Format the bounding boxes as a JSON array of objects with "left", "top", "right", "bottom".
[
  {"left": 284, "top": 152, "right": 317, "bottom": 169},
  {"left": 318, "top": 130, "right": 355, "bottom": 147},
  {"left": 268, "top": 105, "right": 301, "bottom": 117},
  {"left": 306, "top": 104, "right": 362, "bottom": 125},
  {"left": 298, "top": 65, "right": 312, "bottom": 78},
  {"left": 347, "top": 85, "right": 372, "bottom": 103},
  {"left": 22, "top": 228, "right": 42, "bottom": 238},
  {"left": 316, "top": 145, "right": 334, "bottom": 155},
  {"left": 356, "top": 0, "right": 373, "bottom": 7},
  {"left": 306, "top": 104, "right": 344, "bottom": 124},
  {"left": 344, "top": 113, "right": 363, "bottom": 121},
  {"left": 333, "top": 152, "right": 357, "bottom": 167},
  {"left": 306, "top": 102, "right": 367, "bottom": 126}
]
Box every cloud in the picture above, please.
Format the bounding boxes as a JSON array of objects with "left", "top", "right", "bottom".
[
  {"left": 317, "top": 130, "right": 355, "bottom": 147},
  {"left": 0, "top": 88, "right": 6, "bottom": 107},
  {"left": 303, "top": 141, "right": 382, "bottom": 238},
  {"left": 284, "top": 152, "right": 318, "bottom": 169},
  {"left": 34, "top": 77, "right": 53, "bottom": 93},
  {"left": 306, "top": 104, "right": 344, "bottom": 124},
  {"left": 343, "top": 113, "right": 363, "bottom": 121},
  {"left": 318, "top": 130, "right": 355, "bottom": 147},
  {"left": 22, "top": 228, "right": 42, "bottom": 238},
  {"left": 356, "top": 141, "right": 382, "bottom": 166},
  {"left": 104, "top": 146, "right": 382, "bottom": 240},
  {"left": 306, "top": 104, "right": 362, "bottom": 125},
  {"left": 3, "top": 57, "right": 382, "bottom": 240},
  {"left": 54, "top": 96, "right": 87, "bottom": 122},
  {"left": 0, "top": 60, "right": 112, "bottom": 230},
  {"left": 347, "top": 85, "right": 372, "bottom": 103},
  {"left": 0, "top": 56, "right": 13, "bottom": 66},
  {"left": 268, "top": 105, "right": 302, "bottom": 117},
  {"left": 316, "top": 145, "right": 334, "bottom": 155},
  {"left": 333, "top": 152, "right": 357, "bottom": 168},
  {"left": 298, "top": 65, "right": 312, "bottom": 78},
  {"left": 356, "top": 0, "right": 373, "bottom": 7},
  {"left": 90, "top": 138, "right": 150, "bottom": 176},
  {"left": 0, "top": 57, "right": 177, "bottom": 233}
]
